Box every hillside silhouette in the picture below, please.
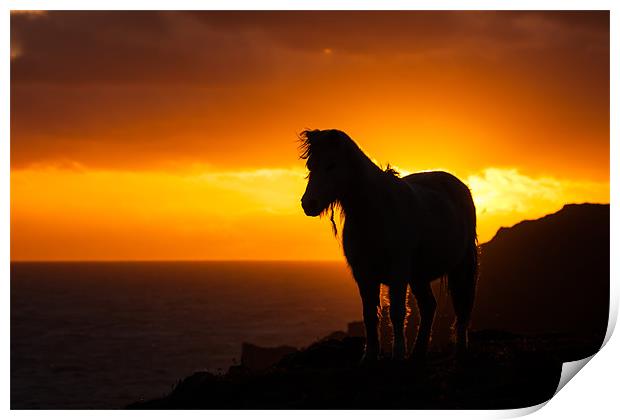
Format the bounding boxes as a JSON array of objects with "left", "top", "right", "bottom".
[
  {"left": 473, "top": 203, "right": 609, "bottom": 341},
  {"left": 129, "top": 203, "right": 610, "bottom": 409}
]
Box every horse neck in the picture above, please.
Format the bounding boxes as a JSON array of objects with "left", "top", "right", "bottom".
[{"left": 339, "top": 154, "right": 390, "bottom": 220}]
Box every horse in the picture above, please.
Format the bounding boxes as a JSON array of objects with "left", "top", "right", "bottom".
[{"left": 299, "top": 129, "right": 478, "bottom": 362}]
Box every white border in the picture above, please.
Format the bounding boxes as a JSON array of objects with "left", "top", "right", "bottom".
[{"left": 4, "top": 1, "right": 618, "bottom": 419}]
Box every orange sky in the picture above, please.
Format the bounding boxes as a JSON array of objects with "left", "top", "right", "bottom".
[{"left": 10, "top": 11, "right": 610, "bottom": 261}]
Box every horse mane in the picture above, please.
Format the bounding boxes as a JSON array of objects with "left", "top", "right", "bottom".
[
  {"left": 298, "top": 129, "right": 315, "bottom": 160},
  {"left": 383, "top": 163, "right": 400, "bottom": 178},
  {"left": 298, "top": 129, "right": 353, "bottom": 161}
]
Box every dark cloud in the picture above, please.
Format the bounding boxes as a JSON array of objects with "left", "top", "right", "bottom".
[
  {"left": 11, "top": 11, "right": 280, "bottom": 85},
  {"left": 11, "top": 11, "right": 608, "bottom": 85},
  {"left": 10, "top": 11, "right": 609, "bottom": 172},
  {"left": 190, "top": 11, "right": 608, "bottom": 57}
]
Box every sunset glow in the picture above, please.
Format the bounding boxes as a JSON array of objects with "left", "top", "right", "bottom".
[{"left": 10, "top": 11, "right": 609, "bottom": 261}]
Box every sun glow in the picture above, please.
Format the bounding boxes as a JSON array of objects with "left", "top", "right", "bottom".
[{"left": 10, "top": 165, "right": 608, "bottom": 261}]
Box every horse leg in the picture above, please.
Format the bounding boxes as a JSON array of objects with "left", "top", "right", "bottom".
[
  {"left": 411, "top": 281, "right": 436, "bottom": 359},
  {"left": 357, "top": 281, "right": 381, "bottom": 363},
  {"left": 389, "top": 282, "right": 407, "bottom": 360}
]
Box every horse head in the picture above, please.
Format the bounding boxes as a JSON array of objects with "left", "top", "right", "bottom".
[{"left": 299, "top": 129, "right": 353, "bottom": 217}]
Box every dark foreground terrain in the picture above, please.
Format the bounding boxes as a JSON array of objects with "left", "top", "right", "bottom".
[{"left": 129, "top": 329, "right": 601, "bottom": 409}]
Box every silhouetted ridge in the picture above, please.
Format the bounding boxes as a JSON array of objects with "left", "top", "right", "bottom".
[
  {"left": 489, "top": 203, "right": 609, "bottom": 243},
  {"left": 473, "top": 203, "right": 609, "bottom": 340}
]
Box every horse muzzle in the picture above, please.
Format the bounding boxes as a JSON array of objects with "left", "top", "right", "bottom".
[{"left": 301, "top": 197, "right": 321, "bottom": 217}]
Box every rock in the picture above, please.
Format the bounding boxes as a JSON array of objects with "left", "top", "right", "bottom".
[{"left": 240, "top": 343, "right": 297, "bottom": 371}]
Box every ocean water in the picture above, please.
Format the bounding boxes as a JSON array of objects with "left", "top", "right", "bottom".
[{"left": 11, "top": 261, "right": 361, "bottom": 409}]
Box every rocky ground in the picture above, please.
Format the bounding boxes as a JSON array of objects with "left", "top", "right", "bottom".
[{"left": 128, "top": 329, "right": 602, "bottom": 409}]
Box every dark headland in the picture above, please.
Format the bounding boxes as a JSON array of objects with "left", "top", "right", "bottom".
[{"left": 129, "top": 203, "right": 609, "bottom": 409}]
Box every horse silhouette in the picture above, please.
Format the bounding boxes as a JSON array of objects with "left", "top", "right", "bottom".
[{"left": 300, "top": 129, "right": 478, "bottom": 362}]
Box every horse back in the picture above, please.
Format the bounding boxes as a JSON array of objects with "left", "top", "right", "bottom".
[
  {"left": 403, "top": 171, "right": 476, "bottom": 235},
  {"left": 401, "top": 171, "right": 477, "bottom": 279}
]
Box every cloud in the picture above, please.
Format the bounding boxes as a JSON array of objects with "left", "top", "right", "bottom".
[
  {"left": 467, "top": 168, "right": 561, "bottom": 214},
  {"left": 10, "top": 11, "right": 608, "bottom": 85},
  {"left": 9, "top": 11, "right": 47, "bottom": 60},
  {"left": 464, "top": 167, "right": 609, "bottom": 241},
  {"left": 466, "top": 167, "right": 608, "bottom": 215},
  {"left": 10, "top": 11, "right": 338, "bottom": 86},
  {"left": 197, "top": 167, "right": 307, "bottom": 215},
  {"left": 10, "top": 10, "right": 46, "bottom": 18}
]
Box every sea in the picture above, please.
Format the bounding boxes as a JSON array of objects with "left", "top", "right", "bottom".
[{"left": 10, "top": 261, "right": 362, "bottom": 409}]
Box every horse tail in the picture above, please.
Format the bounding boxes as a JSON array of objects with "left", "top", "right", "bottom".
[
  {"left": 448, "top": 241, "right": 478, "bottom": 321},
  {"left": 448, "top": 190, "right": 478, "bottom": 333}
]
